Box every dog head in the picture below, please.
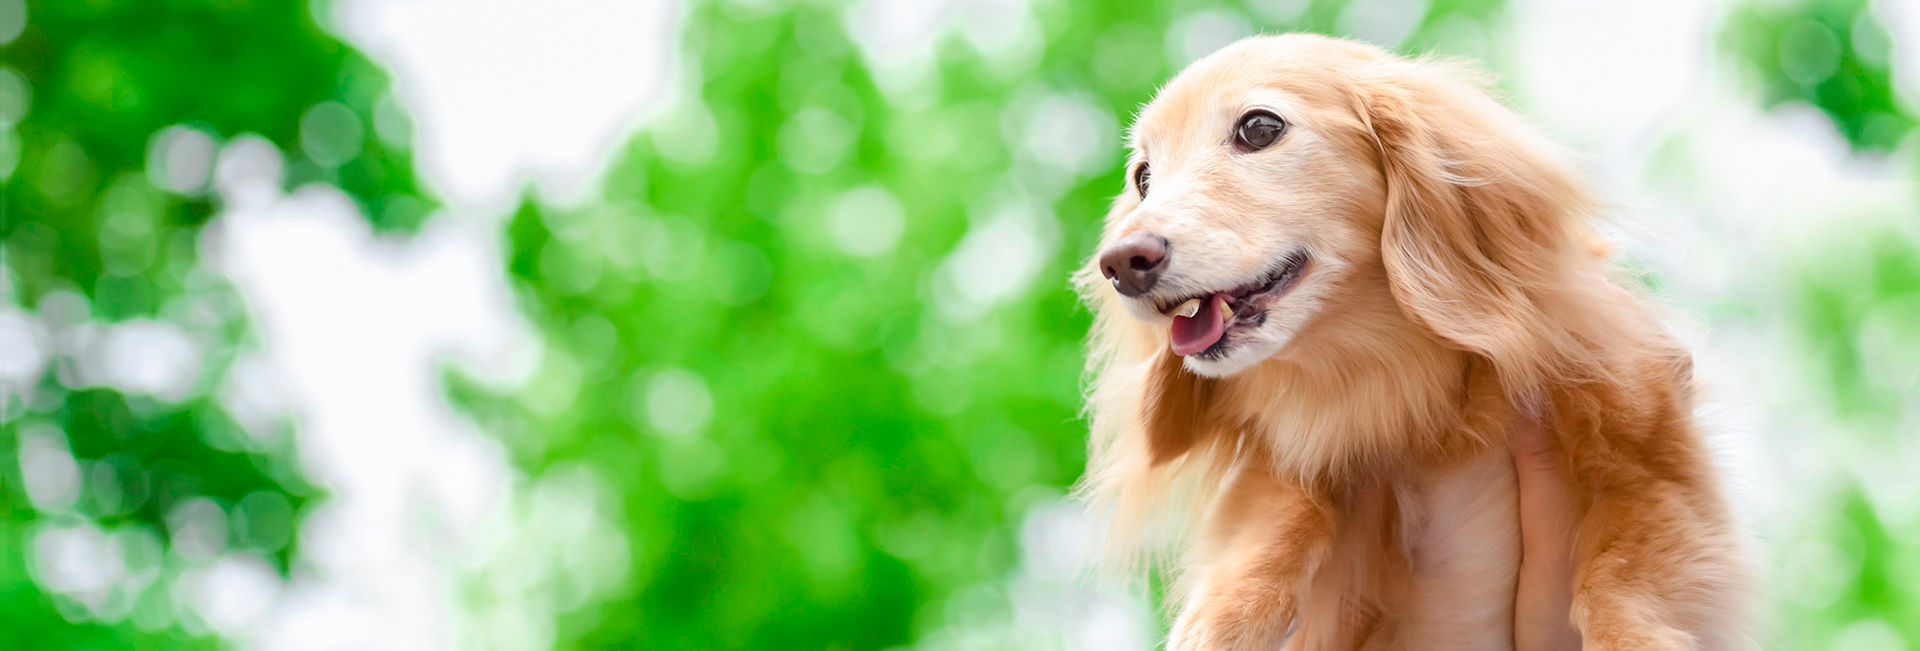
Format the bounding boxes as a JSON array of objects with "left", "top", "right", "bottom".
[
  {"left": 1082, "top": 34, "right": 1600, "bottom": 469},
  {"left": 1088, "top": 34, "right": 1590, "bottom": 381}
]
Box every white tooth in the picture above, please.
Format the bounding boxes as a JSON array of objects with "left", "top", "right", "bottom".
[
  {"left": 1174, "top": 299, "right": 1201, "bottom": 318},
  {"left": 1218, "top": 296, "right": 1234, "bottom": 320}
]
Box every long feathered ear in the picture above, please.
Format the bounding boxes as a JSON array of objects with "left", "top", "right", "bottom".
[{"left": 1358, "top": 61, "right": 1594, "bottom": 390}]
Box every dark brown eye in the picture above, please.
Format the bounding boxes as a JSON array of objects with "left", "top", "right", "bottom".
[
  {"left": 1234, "top": 111, "right": 1286, "bottom": 152},
  {"left": 1134, "top": 162, "right": 1151, "bottom": 197}
]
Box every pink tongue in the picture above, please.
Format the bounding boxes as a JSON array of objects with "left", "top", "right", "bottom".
[{"left": 1170, "top": 293, "right": 1230, "bottom": 356}]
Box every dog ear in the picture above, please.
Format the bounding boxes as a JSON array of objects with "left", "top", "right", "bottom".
[
  {"left": 1358, "top": 63, "right": 1588, "bottom": 387},
  {"left": 1141, "top": 350, "right": 1217, "bottom": 465}
]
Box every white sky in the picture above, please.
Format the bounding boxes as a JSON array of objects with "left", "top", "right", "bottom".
[{"left": 337, "top": 0, "right": 681, "bottom": 211}]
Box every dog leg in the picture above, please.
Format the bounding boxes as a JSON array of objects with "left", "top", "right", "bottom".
[
  {"left": 1562, "top": 410, "right": 1753, "bottom": 651},
  {"left": 1168, "top": 458, "right": 1333, "bottom": 651},
  {"left": 1568, "top": 488, "right": 1751, "bottom": 651}
]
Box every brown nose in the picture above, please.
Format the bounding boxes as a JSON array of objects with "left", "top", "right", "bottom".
[{"left": 1098, "top": 232, "right": 1170, "bottom": 297}]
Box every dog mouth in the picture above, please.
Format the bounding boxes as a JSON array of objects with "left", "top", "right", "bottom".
[{"left": 1158, "top": 249, "right": 1311, "bottom": 358}]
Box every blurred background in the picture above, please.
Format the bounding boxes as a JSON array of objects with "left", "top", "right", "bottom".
[{"left": 0, "top": 0, "right": 1916, "bottom": 649}]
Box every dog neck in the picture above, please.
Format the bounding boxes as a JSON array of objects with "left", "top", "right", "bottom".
[{"left": 1222, "top": 295, "right": 1484, "bottom": 483}]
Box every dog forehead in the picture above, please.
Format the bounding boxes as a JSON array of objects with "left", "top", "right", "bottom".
[
  {"left": 1130, "top": 34, "right": 1378, "bottom": 152},
  {"left": 1132, "top": 81, "right": 1291, "bottom": 145}
]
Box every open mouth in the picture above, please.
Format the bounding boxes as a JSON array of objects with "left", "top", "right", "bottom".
[{"left": 1158, "top": 249, "right": 1311, "bottom": 358}]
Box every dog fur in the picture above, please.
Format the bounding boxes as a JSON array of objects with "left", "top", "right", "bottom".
[{"left": 1076, "top": 34, "right": 1754, "bottom": 650}]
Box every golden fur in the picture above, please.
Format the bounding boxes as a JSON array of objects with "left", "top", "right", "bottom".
[{"left": 1077, "top": 34, "right": 1753, "bottom": 650}]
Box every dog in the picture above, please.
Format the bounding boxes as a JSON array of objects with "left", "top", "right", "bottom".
[{"left": 1077, "top": 34, "right": 1753, "bottom": 650}]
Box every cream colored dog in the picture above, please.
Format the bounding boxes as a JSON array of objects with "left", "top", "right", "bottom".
[{"left": 1078, "top": 34, "right": 1753, "bottom": 650}]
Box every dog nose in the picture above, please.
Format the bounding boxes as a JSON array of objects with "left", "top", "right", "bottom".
[{"left": 1098, "top": 232, "right": 1170, "bottom": 297}]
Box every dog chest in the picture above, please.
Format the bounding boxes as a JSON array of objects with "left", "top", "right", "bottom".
[{"left": 1291, "top": 448, "right": 1521, "bottom": 651}]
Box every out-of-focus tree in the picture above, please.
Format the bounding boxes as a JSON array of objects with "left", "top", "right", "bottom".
[
  {"left": 1, "top": 0, "right": 429, "bottom": 648},
  {"left": 1724, "top": 0, "right": 1920, "bottom": 646},
  {"left": 1724, "top": 0, "right": 1912, "bottom": 151}
]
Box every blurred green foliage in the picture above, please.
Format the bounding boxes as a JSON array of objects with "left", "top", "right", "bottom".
[
  {"left": 1775, "top": 220, "right": 1920, "bottom": 646},
  {"left": 1725, "top": 0, "right": 1920, "bottom": 647},
  {"left": 1724, "top": 0, "right": 1913, "bottom": 151},
  {"left": 1, "top": 0, "right": 422, "bottom": 647},
  {"left": 5, "top": 0, "right": 431, "bottom": 299}
]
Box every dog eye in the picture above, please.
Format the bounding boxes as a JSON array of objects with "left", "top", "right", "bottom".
[
  {"left": 1234, "top": 111, "right": 1287, "bottom": 152},
  {"left": 1134, "top": 162, "right": 1151, "bottom": 197}
]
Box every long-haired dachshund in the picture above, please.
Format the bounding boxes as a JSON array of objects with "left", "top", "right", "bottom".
[{"left": 1078, "top": 34, "right": 1753, "bottom": 650}]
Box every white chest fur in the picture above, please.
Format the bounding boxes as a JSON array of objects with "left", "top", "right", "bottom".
[
  {"left": 1391, "top": 448, "right": 1521, "bottom": 649},
  {"left": 1286, "top": 448, "right": 1521, "bottom": 650}
]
